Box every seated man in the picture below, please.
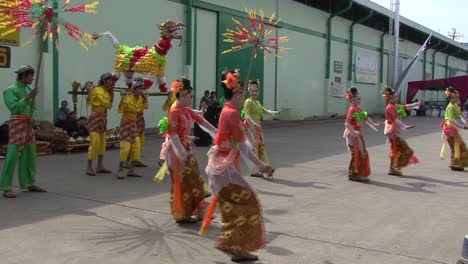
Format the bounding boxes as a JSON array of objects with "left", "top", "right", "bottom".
[
  {"left": 61, "top": 112, "right": 89, "bottom": 138},
  {"left": 55, "top": 100, "right": 71, "bottom": 127}
]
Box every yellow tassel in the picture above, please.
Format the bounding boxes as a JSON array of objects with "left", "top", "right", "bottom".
[
  {"left": 440, "top": 142, "right": 446, "bottom": 160},
  {"left": 268, "top": 13, "right": 276, "bottom": 24},
  {"left": 31, "top": 20, "right": 40, "bottom": 29},
  {"left": 455, "top": 138, "right": 460, "bottom": 159},
  {"left": 153, "top": 161, "right": 167, "bottom": 182},
  {"left": 84, "top": 1, "right": 99, "bottom": 13},
  {"left": 198, "top": 227, "right": 207, "bottom": 236}
]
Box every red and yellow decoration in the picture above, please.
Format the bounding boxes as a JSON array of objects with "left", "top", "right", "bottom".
[
  {"left": 221, "top": 8, "right": 288, "bottom": 59},
  {"left": 93, "top": 20, "right": 185, "bottom": 92},
  {"left": 0, "top": 0, "right": 98, "bottom": 49}
]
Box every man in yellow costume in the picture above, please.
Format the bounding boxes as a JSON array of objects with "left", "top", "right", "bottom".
[
  {"left": 86, "top": 73, "right": 114, "bottom": 176},
  {"left": 124, "top": 77, "right": 148, "bottom": 168},
  {"left": 116, "top": 79, "right": 145, "bottom": 179}
]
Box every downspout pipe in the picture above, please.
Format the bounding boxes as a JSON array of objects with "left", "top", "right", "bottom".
[
  {"left": 52, "top": 0, "right": 59, "bottom": 122},
  {"left": 348, "top": 10, "right": 373, "bottom": 81},
  {"left": 422, "top": 49, "right": 427, "bottom": 80},
  {"left": 380, "top": 31, "right": 386, "bottom": 83},
  {"left": 446, "top": 49, "right": 461, "bottom": 78},
  {"left": 274, "top": 0, "right": 279, "bottom": 111},
  {"left": 433, "top": 43, "right": 449, "bottom": 79},
  {"left": 324, "top": 0, "right": 352, "bottom": 116},
  {"left": 325, "top": 0, "right": 353, "bottom": 79},
  {"left": 431, "top": 40, "right": 442, "bottom": 79},
  {"left": 185, "top": 0, "right": 193, "bottom": 66}
]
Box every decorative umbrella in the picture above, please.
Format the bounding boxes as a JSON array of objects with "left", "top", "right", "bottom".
[
  {"left": 0, "top": 0, "right": 97, "bottom": 49},
  {"left": 0, "top": 0, "right": 98, "bottom": 120},
  {"left": 221, "top": 8, "right": 288, "bottom": 85}
]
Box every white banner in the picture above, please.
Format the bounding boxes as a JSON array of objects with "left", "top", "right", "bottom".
[{"left": 355, "top": 54, "right": 378, "bottom": 84}]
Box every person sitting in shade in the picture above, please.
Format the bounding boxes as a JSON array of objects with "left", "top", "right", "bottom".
[
  {"left": 55, "top": 100, "right": 72, "bottom": 128},
  {"left": 61, "top": 112, "right": 89, "bottom": 138}
]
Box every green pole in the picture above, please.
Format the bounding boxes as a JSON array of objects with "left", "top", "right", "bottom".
[
  {"left": 431, "top": 40, "right": 441, "bottom": 80},
  {"left": 348, "top": 10, "right": 373, "bottom": 82},
  {"left": 326, "top": 0, "right": 353, "bottom": 79},
  {"left": 422, "top": 49, "right": 427, "bottom": 80},
  {"left": 446, "top": 49, "right": 461, "bottom": 78},
  {"left": 445, "top": 52, "right": 449, "bottom": 78},
  {"left": 185, "top": 0, "right": 192, "bottom": 66},
  {"left": 380, "top": 31, "right": 386, "bottom": 83},
  {"left": 192, "top": 7, "right": 197, "bottom": 108},
  {"left": 324, "top": 0, "right": 352, "bottom": 115},
  {"left": 274, "top": 0, "right": 279, "bottom": 111},
  {"left": 433, "top": 43, "right": 448, "bottom": 79},
  {"left": 185, "top": 0, "right": 193, "bottom": 108},
  {"left": 52, "top": 0, "right": 59, "bottom": 122}
]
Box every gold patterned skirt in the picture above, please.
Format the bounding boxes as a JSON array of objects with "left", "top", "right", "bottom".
[
  {"left": 169, "top": 156, "right": 205, "bottom": 221},
  {"left": 136, "top": 114, "right": 145, "bottom": 136},
  {"left": 87, "top": 113, "right": 107, "bottom": 133},
  {"left": 119, "top": 119, "right": 138, "bottom": 143},
  {"left": 447, "top": 135, "right": 468, "bottom": 167},
  {"left": 348, "top": 146, "right": 370, "bottom": 178},
  {"left": 389, "top": 136, "right": 418, "bottom": 169},
  {"left": 215, "top": 184, "right": 266, "bottom": 253},
  {"left": 9, "top": 117, "right": 34, "bottom": 153}
]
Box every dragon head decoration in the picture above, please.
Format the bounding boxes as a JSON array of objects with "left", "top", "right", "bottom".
[
  {"left": 92, "top": 20, "right": 186, "bottom": 92},
  {"left": 158, "top": 20, "right": 185, "bottom": 41},
  {"left": 154, "top": 20, "right": 185, "bottom": 56}
]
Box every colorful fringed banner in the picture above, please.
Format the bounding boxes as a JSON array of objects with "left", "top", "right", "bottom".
[
  {"left": 0, "top": 0, "right": 98, "bottom": 49},
  {"left": 221, "top": 8, "right": 288, "bottom": 59}
]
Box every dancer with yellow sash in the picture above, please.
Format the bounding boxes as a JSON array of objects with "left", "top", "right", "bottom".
[{"left": 440, "top": 87, "right": 468, "bottom": 171}]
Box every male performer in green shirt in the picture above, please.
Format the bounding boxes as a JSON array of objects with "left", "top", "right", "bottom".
[{"left": 0, "top": 65, "right": 46, "bottom": 198}]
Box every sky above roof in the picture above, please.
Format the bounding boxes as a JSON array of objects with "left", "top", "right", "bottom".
[{"left": 369, "top": 0, "right": 467, "bottom": 42}]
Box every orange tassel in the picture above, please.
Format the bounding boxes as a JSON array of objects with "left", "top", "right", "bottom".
[
  {"left": 392, "top": 128, "right": 398, "bottom": 164},
  {"left": 171, "top": 151, "right": 183, "bottom": 212},
  {"left": 353, "top": 136, "right": 360, "bottom": 172},
  {"left": 199, "top": 197, "right": 218, "bottom": 236}
]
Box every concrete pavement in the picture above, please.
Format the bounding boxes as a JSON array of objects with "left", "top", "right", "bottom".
[{"left": 0, "top": 116, "right": 467, "bottom": 264}]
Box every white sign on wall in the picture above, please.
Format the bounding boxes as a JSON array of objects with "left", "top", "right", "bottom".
[
  {"left": 330, "top": 77, "right": 346, "bottom": 97},
  {"left": 355, "top": 54, "right": 378, "bottom": 84}
]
